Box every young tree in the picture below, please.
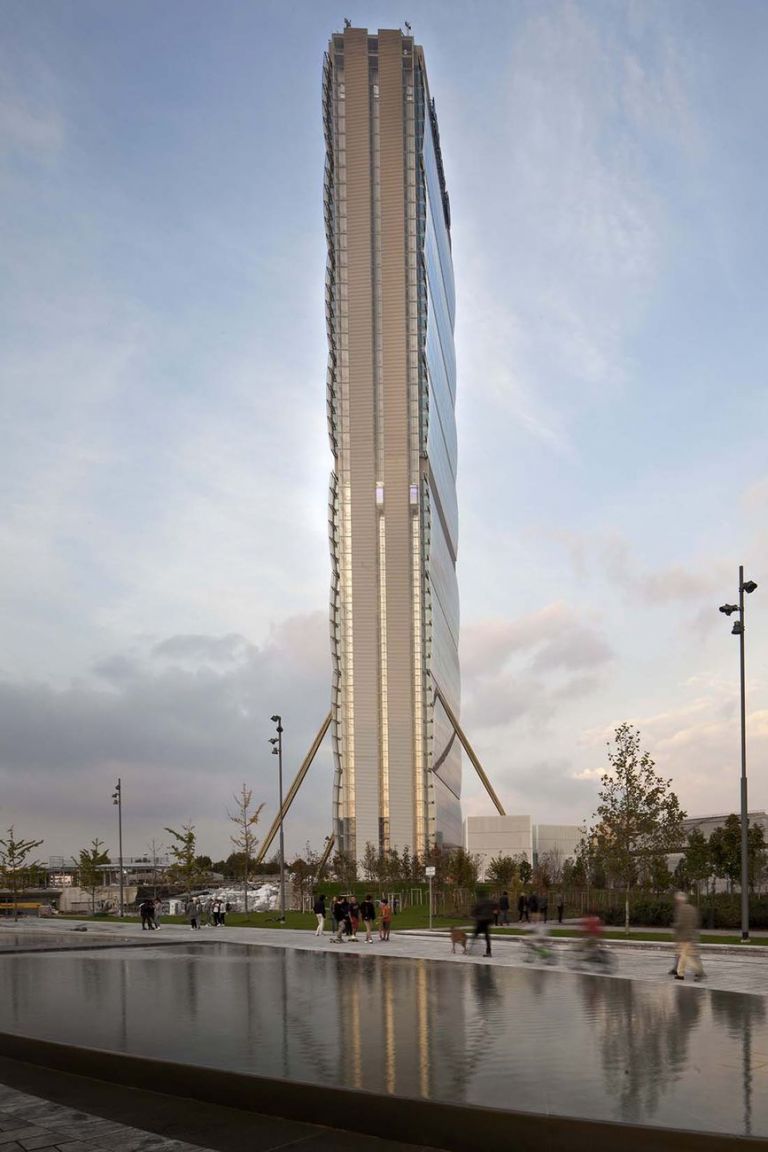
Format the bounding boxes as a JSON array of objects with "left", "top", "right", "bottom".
[
  {"left": 486, "top": 854, "right": 517, "bottom": 886},
  {"left": 331, "top": 850, "right": 357, "bottom": 888},
  {"left": 289, "top": 856, "right": 315, "bottom": 905},
  {"left": 709, "top": 815, "right": 767, "bottom": 893},
  {"left": 588, "top": 722, "right": 685, "bottom": 932},
  {"left": 448, "top": 847, "right": 481, "bottom": 889},
  {"left": 148, "top": 839, "right": 164, "bottom": 899},
  {"left": 227, "top": 785, "right": 265, "bottom": 914},
  {"left": 164, "top": 824, "right": 207, "bottom": 900},
  {"left": 0, "top": 827, "right": 44, "bottom": 921},
  {"left": 361, "top": 841, "right": 379, "bottom": 882},
  {"left": 423, "top": 843, "right": 450, "bottom": 885},
  {"left": 538, "top": 847, "right": 565, "bottom": 887},
  {"left": 517, "top": 857, "right": 533, "bottom": 886},
  {"left": 72, "top": 839, "right": 111, "bottom": 914},
  {"left": 682, "top": 828, "right": 713, "bottom": 900}
]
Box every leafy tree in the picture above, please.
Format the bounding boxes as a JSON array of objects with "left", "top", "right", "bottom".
[
  {"left": 682, "top": 828, "right": 713, "bottom": 899},
  {"left": 588, "top": 722, "right": 685, "bottom": 932},
  {"left": 709, "top": 815, "right": 767, "bottom": 893},
  {"left": 0, "top": 827, "right": 44, "bottom": 921},
  {"left": 289, "top": 856, "right": 315, "bottom": 904},
  {"left": 72, "top": 838, "right": 110, "bottom": 914},
  {"left": 517, "top": 857, "right": 533, "bottom": 886},
  {"left": 537, "top": 847, "right": 565, "bottom": 887},
  {"left": 227, "top": 784, "right": 264, "bottom": 913},
  {"left": 400, "top": 846, "right": 418, "bottom": 883},
  {"left": 642, "top": 853, "right": 673, "bottom": 894},
  {"left": 361, "top": 841, "right": 379, "bottom": 882},
  {"left": 383, "top": 848, "right": 403, "bottom": 883},
  {"left": 164, "top": 824, "right": 207, "bottom": 899},
  {"left": 195, "top": 854, "right": 213, "bottom": 871},
  {"left": 331, "top": 850, "right": 357, "bottom": 887},
  {"left": 423, "top": 843, "right": 450, "bottom": 885},
  {"left": 562, "top": 856, "right": 584, "bottom": 889},
  {"left": 447, "top": 847, "right": 481, "bottom": 889},
  {"left": 486, "top": 854, "right": 517, "bottom": 886}
]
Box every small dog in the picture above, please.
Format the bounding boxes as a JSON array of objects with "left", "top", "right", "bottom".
[{"left": 450, "top": 927, "right": 467, "bottom": 954}]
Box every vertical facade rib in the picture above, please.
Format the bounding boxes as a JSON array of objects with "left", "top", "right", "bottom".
[{"left": 324, "top": 27, "right": 462, "bottom": 862}]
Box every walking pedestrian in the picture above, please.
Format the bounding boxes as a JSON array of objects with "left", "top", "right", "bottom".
[
  {"left": 187, "top": 898, "right": 201, "bottom": 930},
  {"left": 528, "top": 892, "right": 540, "bottom": 922},
  {"left": 361, "top": 894, "right": 376, "bottom": 942},
  {"left": 139, "top": 899, "right": 154, "bottom": 930},
  {"left": 518, "top": 893, "right": 529, "bottom": 922},
  {"left": 556, "top": 894, "right": 564, "bottom": 924},
  {"left": 498, "top": 891, "right": 510, "bottom": 926},
  {"left": 348, "top": 897, "right": 360, "bottom": 940},
  {"left": 540, "top": 892, "right": 549, "bottom": 923},
  {"left": 673, "top": 892, "right": 705, "bottom": 982},
  {"left": 313, "top": 892, "right": 326, "bottom": 936},
  {"left": 221, "top": 901, "right": 231, "bottom": 926},
  {"left": 153, "top": 898, "right": 162, "bottom": 929},
  {"left": 471, "top": 897, "right": 495, "bottom": 957}
]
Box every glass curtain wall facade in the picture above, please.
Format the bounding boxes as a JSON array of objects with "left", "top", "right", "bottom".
[{"left": 323, "top": 27, "right": 462, "bottom": 862}]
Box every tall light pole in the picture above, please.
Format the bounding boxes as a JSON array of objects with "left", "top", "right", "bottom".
[
  {"left": 719, "top": 566, "right": 758, "bottom": 943},
  {"left": 270, "top": 716, "right": 286, "bottom": 923},
  {"left": 112, "top": 778, "right": 124, "bottom": 917}
]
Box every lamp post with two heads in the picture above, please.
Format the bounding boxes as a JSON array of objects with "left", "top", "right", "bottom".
[
  {"left": 269, "top": 715, "right": 286, "bottom": 923},
  {"left": 719, "top": 566, "right": 758, "bottom": 943},
  {"left": 111, "top": 779, "right": 124, "bottom": 917}
]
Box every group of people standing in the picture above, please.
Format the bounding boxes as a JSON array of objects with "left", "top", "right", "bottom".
[
  {"left": 516, "top": 892, "right": 564, "bottom": 924},
  {"left": 313, "top": 893, "right": 393, "bottom": 942},
  {"left": 186, "top": 897, "right": 232, "bottom": 929}
]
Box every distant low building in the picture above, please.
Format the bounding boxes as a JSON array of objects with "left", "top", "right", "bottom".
[{"left": 464, "top": 816, "right": 581, "bottom": 880}]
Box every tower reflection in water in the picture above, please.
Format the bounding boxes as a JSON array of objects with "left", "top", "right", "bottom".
[{"left": 0, "top": 944, "right": 766, "bottom": 1139}]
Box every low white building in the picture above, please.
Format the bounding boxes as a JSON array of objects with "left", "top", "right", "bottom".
[
  {"left": 534, "top": 824, "right": 582, "bottom": 864},
  {"left": 464, "top": 816, "right": 581, "bottom": 880}
]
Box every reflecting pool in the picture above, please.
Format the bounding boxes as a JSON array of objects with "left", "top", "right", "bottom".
[{"left": 0, "top": 943, "right": 764, "bottom": 1138}]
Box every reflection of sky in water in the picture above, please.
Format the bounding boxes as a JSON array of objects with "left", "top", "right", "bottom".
[{"left": 0, "top": 944, "right": 764, "bottom": 1138}]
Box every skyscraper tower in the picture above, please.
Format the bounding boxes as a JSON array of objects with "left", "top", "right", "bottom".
[{"left": 323, "top": 26, "right": 461, "bottom": 862}]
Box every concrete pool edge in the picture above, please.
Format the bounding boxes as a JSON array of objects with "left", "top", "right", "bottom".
[{"left": 0, "top": 1029, "right": 759, "bottom": 1152}]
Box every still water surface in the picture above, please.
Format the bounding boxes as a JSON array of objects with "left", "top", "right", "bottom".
[{"left": 0, "top": 943, "right": 763, "bottom": 1137}]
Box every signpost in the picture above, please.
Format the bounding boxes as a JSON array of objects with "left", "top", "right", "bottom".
[{"left": 425, "top": 865, "right": 436, "bottom": 931}]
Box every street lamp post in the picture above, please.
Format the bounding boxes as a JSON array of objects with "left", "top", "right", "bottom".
[
  {"left": 719, "top": 566, "right": 758, "bottom": 943},
  {"left": 112, "top": 778, "right": 124, "bottom": 917},
  {"left": 270, "top": 716, "right": 286, "bottom": 923}
]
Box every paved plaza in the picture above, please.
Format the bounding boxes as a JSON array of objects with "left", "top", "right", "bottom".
[{"left": 7, "top": 917, "right": 766, "bottom": 998}]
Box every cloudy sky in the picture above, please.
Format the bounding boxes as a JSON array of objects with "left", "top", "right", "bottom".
[{"left": 2, "top": 0, "right": 767, "bottom": 863}]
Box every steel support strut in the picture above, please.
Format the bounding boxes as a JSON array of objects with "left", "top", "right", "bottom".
[
  {"left": 432, "top": 681, "right": 506, "bottom": 816},
  {"left": 255, "top": 711, "right": 332, "bottom": 865}
]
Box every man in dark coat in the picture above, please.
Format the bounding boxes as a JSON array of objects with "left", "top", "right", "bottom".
[
  {"left": 471, "top": 898, "right": 495, "bottom": 957},
  {"left": 518, "top": 893, "right": 528, "bottom": 922}
]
